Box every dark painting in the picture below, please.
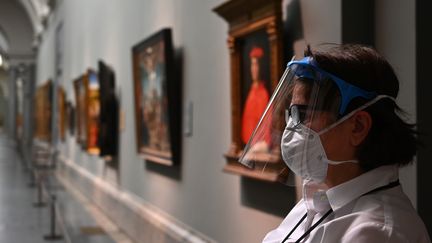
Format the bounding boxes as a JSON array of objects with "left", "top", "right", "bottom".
[{"left": 132, "top": 28, "right": 179, "bottom": 166}]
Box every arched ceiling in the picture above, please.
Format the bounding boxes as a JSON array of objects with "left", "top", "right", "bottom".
[
  {"left": 0, "top": 0, "right": 34, "bottom": 55},
  {"left": 0, "top": 0, "right": 54, "bottom": 65},
  {"left": 19, "top": 0, "right": 57, "bottom": 38}
]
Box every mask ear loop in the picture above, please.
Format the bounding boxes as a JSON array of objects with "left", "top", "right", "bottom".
[{"left": 317, "top": 95, "right": 396, "bottom": 136}]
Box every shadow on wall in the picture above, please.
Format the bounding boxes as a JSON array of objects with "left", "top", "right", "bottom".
[
  {"left": 241, "top": 177, "right": 296, "bottom": 217},
  {"left": 145, "top": 161, "right": 181, "bottom": 181},
  {"left": 283, "top": 0, "right": 304, "bottom": 63}
]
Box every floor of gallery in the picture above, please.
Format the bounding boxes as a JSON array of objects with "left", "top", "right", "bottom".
[{"left": 0, "top": 134, "right": 133, "bottom": 243}]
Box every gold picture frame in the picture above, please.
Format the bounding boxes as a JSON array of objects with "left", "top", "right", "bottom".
[
  {"left": 34, "top": 80, "right": 53, "bottom": 142},
  {"left": 73, "top": 70, "right": 100, "bottom": 155},
  {"left": 58, "top": 86, "right": 66, "bottom": 141},
  {"left": 85, "top": 69, "right": 101, "bottom": 155}
]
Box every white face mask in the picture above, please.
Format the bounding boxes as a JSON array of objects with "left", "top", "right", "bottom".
[{"left": 281, "top": 95, "right": 394, "bottom": 183}]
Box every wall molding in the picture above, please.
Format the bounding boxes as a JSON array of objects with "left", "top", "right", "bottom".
[{"left": 57, "top": 155, "right": 216, "bottom": 243}]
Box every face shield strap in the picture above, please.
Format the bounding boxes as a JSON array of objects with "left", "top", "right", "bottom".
[
  {"left": 318, "top": 94, "right": 396, "bottom": 135},
  {"left": 287, "top": 57, "right": 378, "bottom": 115}
]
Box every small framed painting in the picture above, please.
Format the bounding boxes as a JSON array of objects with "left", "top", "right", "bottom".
[{"left": 132, "top": 28, "right": 180, "bottom": 166}]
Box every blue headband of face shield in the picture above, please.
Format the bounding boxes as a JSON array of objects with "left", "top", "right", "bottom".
[{"left": 288, "top": 57, "right": 377, "bottom": 115}]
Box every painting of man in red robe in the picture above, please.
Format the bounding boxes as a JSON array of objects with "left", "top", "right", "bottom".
[{"left": 241, "top": 46, "right": 271, "bottom": 148}]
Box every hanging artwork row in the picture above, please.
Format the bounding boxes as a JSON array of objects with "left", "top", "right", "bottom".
[
  {"left": 73, "top": 63, "right": 120, "bottom": 161},
  {"left": 36, "top": 29, "right": 181, "bottom": 170},
  {"left": 33, "top": 82, "right": 68, "bottom": 144},
  {"left": 73, "top": 69, "right": 101, "bottom": 155}
]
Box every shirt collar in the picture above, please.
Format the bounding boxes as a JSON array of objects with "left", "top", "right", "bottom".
[
  {"left": 326, "top": 165, "right": 399, "bottom": 211},
  {"left": 303, "top": 180, "right": 330, "bottom": 214}
]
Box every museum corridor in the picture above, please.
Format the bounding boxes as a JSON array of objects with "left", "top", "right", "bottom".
[{"left": 0, "top": 134, "right": 131, "bottom": 243}]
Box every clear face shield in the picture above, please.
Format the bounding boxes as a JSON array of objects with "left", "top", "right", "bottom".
[{"left": 239, "top": 56, "right": 377, "bottom": 185}]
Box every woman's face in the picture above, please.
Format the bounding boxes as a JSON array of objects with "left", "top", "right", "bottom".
[
  {"left": 290, "top": 83, "right": 333, "bottom": 131},
  {"left": 291, "top": 82, "right": 351, "bottom": 161}
]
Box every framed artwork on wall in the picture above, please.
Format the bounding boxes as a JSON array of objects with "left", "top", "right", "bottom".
[
  {"left": 98, "top": 60, "right": 119, "bottom": 163},
  {"left": 34, "top": 86, "right": 42, "bottom": 140},
  {"left": 34, "top": 80, "right": 53, "bottom": 142},
  {"left": 132, "top": 28, "right": 180, "bottom": 166},
  {"left": 239, "top": 30, "right": 272, "bottom": 149},
  {"left": 57, "top": 86, "right": 66, "bottom": 141},
  {"left": 85, "top": 69, "right": 101, "bottom": 155},
  {"left": 73, "top": 70, "right": 101, "bottom": 155},
  {"left": 73, "top": 75, "right": 87, "bottom": 148},
  {"left": 214, "top": 0, "right": 288, "bottom": 182}
]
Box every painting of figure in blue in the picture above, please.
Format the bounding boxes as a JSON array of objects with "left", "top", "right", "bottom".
[{"left": 133, "top": 29, "right": 174, "bottom": 165}]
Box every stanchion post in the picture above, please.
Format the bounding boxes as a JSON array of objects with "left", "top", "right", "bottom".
[
  {"left": 44, "top": 194, "right": 63, "bottom": 241},
  {"left": 33, "top": 173, "right": 46, "bottom": 207}
]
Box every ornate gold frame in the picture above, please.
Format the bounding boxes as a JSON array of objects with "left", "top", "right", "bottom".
[
  {"left": 214, "top": 0, "right": 288, "bottom": 182},
  {"left": 34, "top": 80, "right": 53, "bottom": 142}
]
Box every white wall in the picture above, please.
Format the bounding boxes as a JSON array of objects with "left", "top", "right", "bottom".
[
  {"left": 375, "top": 0, "right": 417, "bottom": 208},
  {"left": 301, "top": 0, "right": 341, "bottom": 45}
]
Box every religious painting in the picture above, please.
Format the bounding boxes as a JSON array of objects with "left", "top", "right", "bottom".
[
  {"left": 73, "top": 75, "right": 87, "bottom": 147},
  {"left": 214, "top": 0, "right": 287, "bottom": 182},
  {"left": 132, "top": 28, "right": 179, "bottom": 166},
  {"left": 34, "top": 80, "right": 53, "bottom": 142},
  {"left": 85, "top": 69, "right": 100, "bottom": 155},
  {"left": 57, "top": 86, "right": 66, "bottom": 141}
]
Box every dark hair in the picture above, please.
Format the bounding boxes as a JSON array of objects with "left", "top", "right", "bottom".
[{"left": 307, "top": 44, "right": 418, "bottom": 171}]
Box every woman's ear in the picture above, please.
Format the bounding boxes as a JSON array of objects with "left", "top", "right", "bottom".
[{"left": 350, "top": 111, "right": 372, "bottom": 146}]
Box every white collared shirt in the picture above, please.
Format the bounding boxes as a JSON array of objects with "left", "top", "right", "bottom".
[{"left": 263, "top": 165, "right": 431, "bottom": 243}]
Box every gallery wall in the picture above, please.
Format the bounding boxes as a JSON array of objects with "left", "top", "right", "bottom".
[
  {"left": 375, "top": 0, "right": 417, "bottom": 207},
  {"left": 35, "top": 0, "right": 416, "bottom": 242}
]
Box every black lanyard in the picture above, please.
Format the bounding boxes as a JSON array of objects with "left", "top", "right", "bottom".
[{"left": 281, "top": 180, "right": 400, "bottom": 243}]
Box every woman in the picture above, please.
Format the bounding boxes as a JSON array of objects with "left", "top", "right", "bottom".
[{"left": 244, "top": 44, "right": 430, "bottom": 242}]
